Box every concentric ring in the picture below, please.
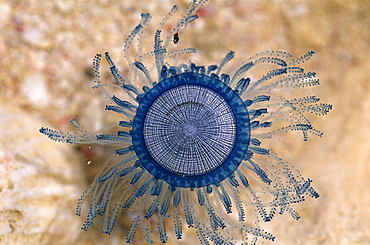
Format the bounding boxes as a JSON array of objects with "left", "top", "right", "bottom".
[
  {"left": 132, "top": 72, "right": 250, "bottom": 188},
  {"left": 144, "top": 84, "right": 236, "bottom": 176}
]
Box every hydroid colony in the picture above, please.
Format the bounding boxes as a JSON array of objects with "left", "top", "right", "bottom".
[{"left": 40, "top": 0, "right": 332, "bottom": 244}]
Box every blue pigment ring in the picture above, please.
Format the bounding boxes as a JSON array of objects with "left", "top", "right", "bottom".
[{"left": 132, "top": 72, "right": 250, "bottom": 188}]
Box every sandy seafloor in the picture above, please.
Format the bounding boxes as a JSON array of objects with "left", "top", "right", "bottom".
[{"left": 0, "top": 0, "right": 369, "bottom": 244}]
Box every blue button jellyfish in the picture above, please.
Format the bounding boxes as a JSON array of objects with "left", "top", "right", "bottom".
[{"left": 40, "top": 0, "right": 332, "bottom": 244}]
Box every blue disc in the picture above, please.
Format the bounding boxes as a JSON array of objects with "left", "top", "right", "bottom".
[{"left": 132, "top": 72, "right": 250, "bottom": 188}]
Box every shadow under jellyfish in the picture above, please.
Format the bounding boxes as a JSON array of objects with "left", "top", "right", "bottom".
[{"left": 40, "top": 1, "right": 332, "bottom": 244}]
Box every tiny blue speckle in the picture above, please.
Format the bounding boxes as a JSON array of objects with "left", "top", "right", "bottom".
[{"left": 40, "top": 0, "right": 332, "bottom": 244}]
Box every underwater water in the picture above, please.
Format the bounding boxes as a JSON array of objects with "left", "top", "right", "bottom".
[{"left": 1, "top": 0, "right": 366, "bottom": 244}]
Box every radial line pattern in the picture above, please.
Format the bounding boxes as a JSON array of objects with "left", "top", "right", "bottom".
[{"left": 144, "top": 84, "right": 236, "bottom": 176}]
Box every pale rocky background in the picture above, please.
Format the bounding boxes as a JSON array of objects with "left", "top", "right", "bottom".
[{"left": 0, "top": 0, "right": 369, "bottom": 244}]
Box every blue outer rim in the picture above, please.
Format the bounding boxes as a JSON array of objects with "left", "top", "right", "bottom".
[{"left": 131, "top": 72, "right": 250, "bottom": 188}]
